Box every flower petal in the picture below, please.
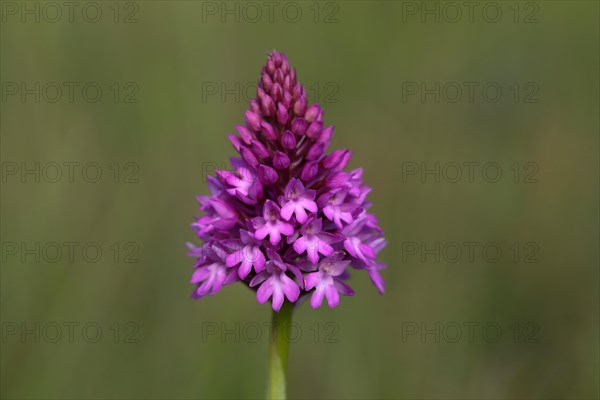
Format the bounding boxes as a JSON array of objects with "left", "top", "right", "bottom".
[
  {"left": 280, "top": 274, "right": 300, "bottom": 302},
  {"left": 271, "top": 286, "right": 285, "bottom": 311},
  {"left": 310, "top": 286, "right": 325, "bottom": 309},
  {"left": 304, "top": 271, "right": 322, "bottom": 291},
  {"left": 226, "top": 250, "right": 242, "bottom": 267},
  {"left": 280, "top": 203, "right": 295, "bottom": 221},
  {"left": 334, "top": 279, "right": 355, "bottom": 296},
  {"left": 325, "top": 285, "right": 340, "bottom": 308},
  {"left": 256, "top": 279, "right": 273, "bottom": 304},
  {"left": 293, "top": 236, "right": 308, "bottom": 254}
]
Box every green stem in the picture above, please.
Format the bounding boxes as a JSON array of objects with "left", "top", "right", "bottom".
[{"left": 267, "top": 301, "right": 293, "bottom": 400}]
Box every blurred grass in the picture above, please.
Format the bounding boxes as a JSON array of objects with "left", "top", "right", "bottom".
[{"left": 1, "top": 1, "right": 598, "bottom": 399}]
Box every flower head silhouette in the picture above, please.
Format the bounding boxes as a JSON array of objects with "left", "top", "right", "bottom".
[{"left": 189, "top": 51, "right": 387, "bottom": 311}]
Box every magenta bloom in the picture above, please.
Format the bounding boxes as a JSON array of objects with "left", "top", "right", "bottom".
[
  {"left": 304, "top": 252, "right": 355, "bottom": 309},
  {"left": 253, "top": 200, "right": 294, "bottom": 245},
  {"left": 292, "top": 217, "right": 340, "bottom": 265},
  {"left": 280, "top": 178, "right": 318, "bottom": 223},
  {"left": 250, "top": 249, "right": 302, "bottom": 311},
  {"left": 225, "top": 230, "right": 266, "bottom": 279},
  {"left": 189, "top": 51, "right": 387, "bottom": 311}
]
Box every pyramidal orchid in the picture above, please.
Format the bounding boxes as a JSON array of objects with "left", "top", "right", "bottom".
[{"left": 188, "top": 51, "right": 387, "bottom": 399}]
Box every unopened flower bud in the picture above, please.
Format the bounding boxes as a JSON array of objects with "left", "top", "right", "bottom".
[
  {"left": 228, "top": 134, "right": 242, "bottom": 151},
  {"left": 322, "top": 149, "right": 351, "bottom": 170},
  {"left": 281, "top": 59, "right": 290, "bottom": 74},
  {"left": 306, "top": 120, "right": 323, "bottom": 139},
  {"left": 273, "top": 151, "right": 291, "bottom": 170},
  {"left": 317, "top": 125, "right": 335, "bottom": 144},
  {"left": 274, "top": 69, "right": 284, "bottom": 84},
  {"left": 249, "top": 100, "right": 261, "bottom": 114},
  {"left": 236, "top": 125, "right": 254, "bottom": 144},
  {"left": 261, "top": 95, "right": 275, "bottom": 116},
  {"left": 306, "top": 143, "right": 325, "bottom": 161},
  {"left": 266, "top": 59, "right": 276, "bottom": 75},
  {"left": 291, "top": 118, "right": 308, "bottom": 135},
  {"left": 245, "top": 110, "right": 262, "bottom": 131},
  {"left": 261, "top": 121, "right": 278, "bottom": 141},
  {"left": 272, "top": 83, "right": 282, "bottom": 102},
  {"left": 325, "top": 171, "right": 351, "bottom": 188},
  {"left": 283, "top": 75, "right": 292, "bottom": 91},
  {"left": 258, "top": 164, "right": 278, "bottom": 185},
  {"left": 240, "top": 146, "right": 259, "bottom": 168},
  {"left": 305, "top": 104, "right": 321, "bottom": 122},
  {"left": 283, "top": 91, "right": 293, "bottom": 108},
  {"left": 277, "top": 103, "right": 289, "bottom": 125},
  {"left": 290, "top": 68, "right": 297, "bottom": 84},
  {"left": 281, "top": 130, "right": 296, "bottom": 150},
  {"left": 251, "top": 140, "right": 270, "bottom": 159},
  {"left": 293, "top": 96, "right": 307, "bottom": 116},
  {"left": 257, "top": 86, "right": 266, "bottom": 101},
  {"left": 262, "top": 73, "right": 273, "bottom": 92},
  {"left": 293, "top": 83, "right": 304, "bottom": 99},
  {"left": 300, "top": 161, "right": 319, "bottom": 181}
]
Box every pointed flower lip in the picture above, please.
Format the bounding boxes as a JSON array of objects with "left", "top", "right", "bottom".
[
  {"left": 249, "top": 249, "right": 303, "bottom": 311},
  {"left": 191, "top": 262, "right": 227, "bottom": 298},
  {"left": 279, "top": 178, "right": 318, "bottom": 224},
  {"left": 304, "top": 252, "right": 355, "bottom": 309},
  {"left": 318, "top": 251, "right": 351, "bottom": 276},
  {"left": 318, "top": 189, "right": 358, "bottom": 228},
  {"left": 253, "top": 200, "right": 294, "bottom": 245},
  {"left": 342, "top": 218, "right": 378, "bottom": 265},
  {"left": 254, "top": 270, "right": 300, "bottom": 312},
  {"left": 225, "top": 230, "right": 266, "bottom": 279},
  {"left": 216, "top": 163, "right": 263, "bottom": 204},
  {"left": 190, "top": 243, "right": 237, "bottom": 298},
  {"left": 292, "top": 217, "right": 338, "bottom": 265},
  {"left": 189, "top": 50, "right": 387, "bottom": 311}
]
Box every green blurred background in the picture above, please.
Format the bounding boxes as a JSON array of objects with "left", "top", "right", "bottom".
[{"left": 1, "top": 1, "right": 598, "bottom": 399}]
